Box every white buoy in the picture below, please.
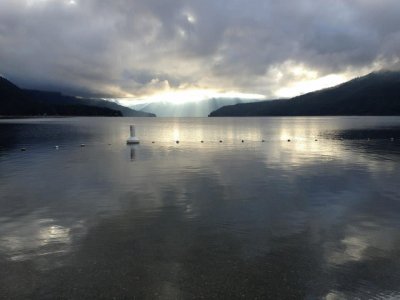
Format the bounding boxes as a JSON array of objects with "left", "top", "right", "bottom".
[{"left": 127, "top": 125, "right": 140, "bottom": 144}]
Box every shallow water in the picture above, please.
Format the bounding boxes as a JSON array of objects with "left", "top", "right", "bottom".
[{"left": 1, "top": 116, "right": 400, "bottom": 299}]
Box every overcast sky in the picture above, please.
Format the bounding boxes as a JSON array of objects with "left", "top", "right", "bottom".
[{"left": 1, "top": 0, "right": 400, "bottom": 102}]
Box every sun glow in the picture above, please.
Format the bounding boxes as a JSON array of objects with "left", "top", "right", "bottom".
[
  {"left": 275, "top": 74, "right": 347, "bottom": 98},
  {"left": 26, "top": 0, "right": 77, "bottom": 6},
  {"left": 116, "top": 89, "right": 266, "bottom": 106}
]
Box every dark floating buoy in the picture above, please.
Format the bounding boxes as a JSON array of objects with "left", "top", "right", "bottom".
[
  {"left": 80, "top": 144, "right": 85, "bottom": 147},
  {"left": 21, "top": 148, "right": 26, "bottom": 152},
  {"left": 152, "top": 141, "right": 155, "bottom": 144},
  {"left": 219, "top": 140, "right": 223, "bottom": 143},
  {"left": 176, "top": 140, "right": 179, "bottom": 144},
  {"left": 108, "top": 143, "right": 112, "bottom": 146},
  {"left": 287, "top": 139, "right": 291, "bottom": 142},
  {"left": 241, "top": 140, "right": 244, "bottom": 143},
  {"left": 201, "top": 141, "right": 204, "bottom": 143},
  {"left": 315, "top": 139, "right": 318, "bottom": 142},
  {"left": 262, "top": 140, "right": 265, "bottom": 142}
]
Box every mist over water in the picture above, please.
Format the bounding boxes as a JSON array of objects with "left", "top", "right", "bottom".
[{"left": 1, "top": 117, "right": 400, "bottom": 299}]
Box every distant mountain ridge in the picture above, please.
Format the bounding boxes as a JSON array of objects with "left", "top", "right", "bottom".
[
  {"left": 131, "top": 98, "right": 258, "bottom": 117},
  {"left": 0, "top": 76, "right": 155, "bottom": 117},
  {"left": 209, "top": 71, "right": 400, "bottom": 117}
]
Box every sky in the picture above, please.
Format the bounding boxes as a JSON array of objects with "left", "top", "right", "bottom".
[{"left": 1, "top": 0, "right": 400, "bottom": 104}]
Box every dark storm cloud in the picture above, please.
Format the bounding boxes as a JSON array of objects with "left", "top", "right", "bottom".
[{"left": 0, "top": 0, "right": 400, "bottom": 98}]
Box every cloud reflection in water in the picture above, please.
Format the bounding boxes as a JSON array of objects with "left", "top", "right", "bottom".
[{"left": 0, "top": 117, "right": 400, "bottom": 299}]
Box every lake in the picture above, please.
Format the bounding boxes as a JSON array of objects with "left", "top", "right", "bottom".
[{"left": 1, "top": 116, "right": 400, "bottom": 299}]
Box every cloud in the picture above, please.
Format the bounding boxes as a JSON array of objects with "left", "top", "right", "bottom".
[{"left": 1, "top": 0, "right": 400, "bottom": 99}]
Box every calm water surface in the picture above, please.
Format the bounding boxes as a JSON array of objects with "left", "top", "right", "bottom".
[{"left": 1, "top": 117, "right": 400, "bottom": 299}]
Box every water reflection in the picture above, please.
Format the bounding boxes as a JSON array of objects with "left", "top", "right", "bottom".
[
  {"left": 0, "top": 117, "right": 400, "bottom": 299},
  {"left": 0, "top": 211, "right": 86, "bottom": 270},
  {"left": 129, "top": 146, "right": 137, "bottom": 161}
]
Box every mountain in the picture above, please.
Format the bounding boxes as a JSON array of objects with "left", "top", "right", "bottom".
[
  {"left": 24, "top": 90, "right": 155, "bottom": 117},
  {"left": 131, "top": 98, "right": 257, "bottom": 117},
  {"left": 0, "top": 76, "right": 155, "bottom": 117},
  {"left": 209, "top": 71, "right": 400, "bottom": 117}
]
